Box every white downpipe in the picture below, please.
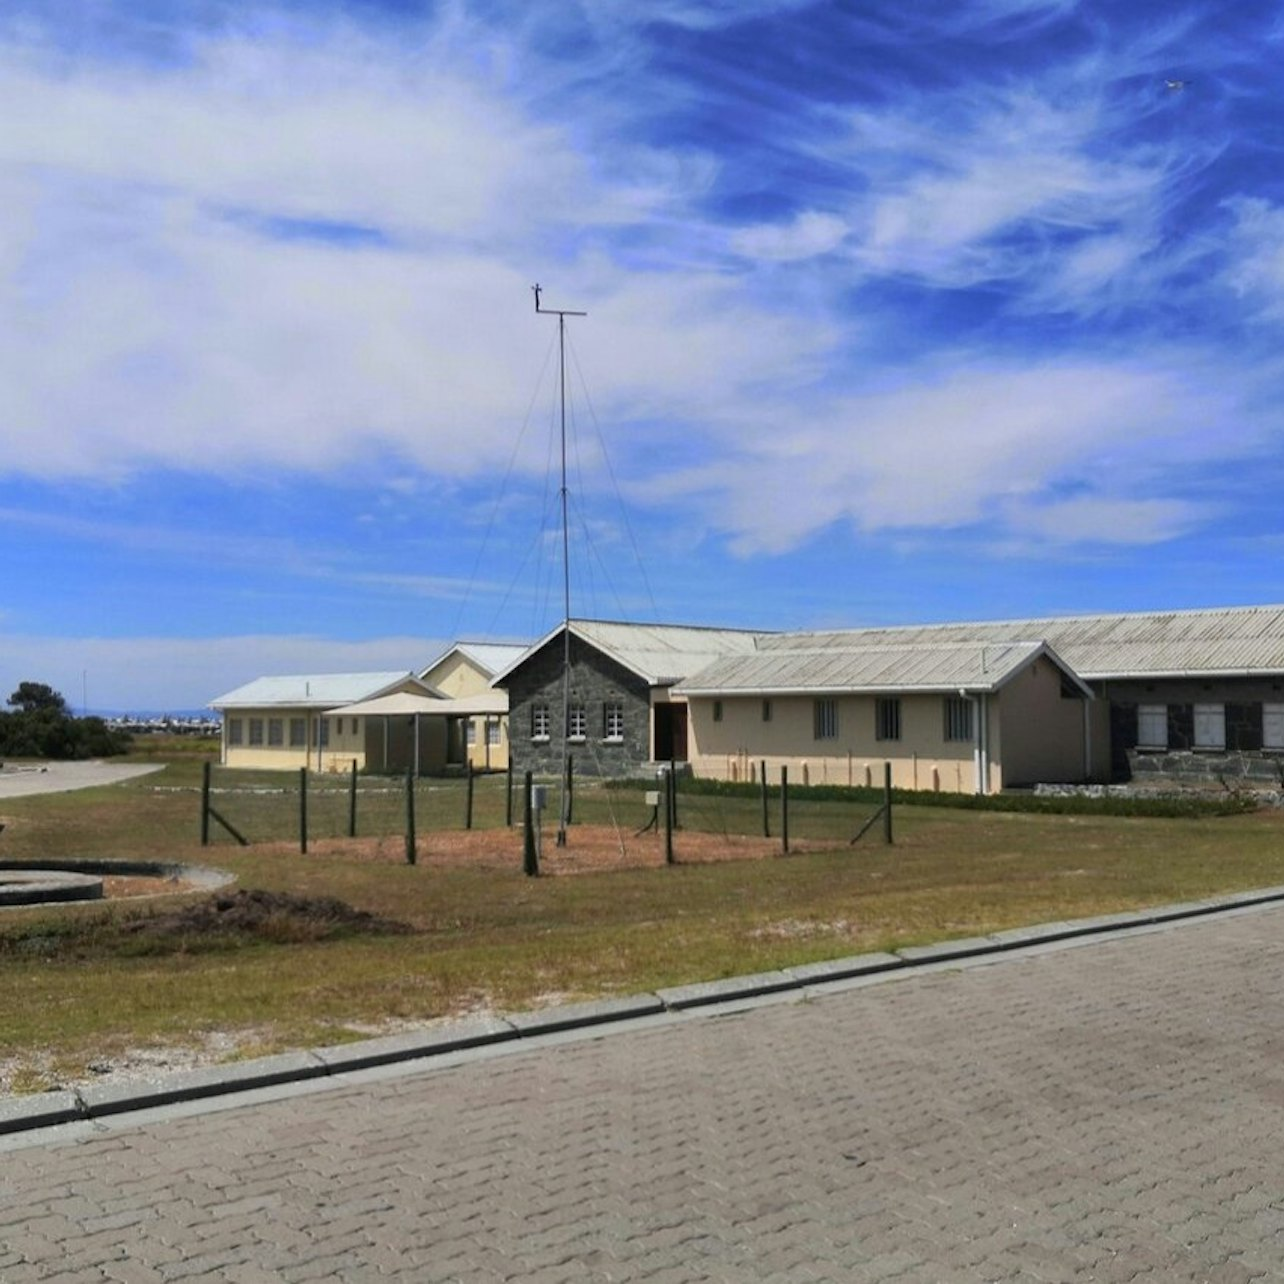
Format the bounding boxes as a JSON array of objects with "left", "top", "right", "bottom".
[
  {"left": 979, "top": 693, "right": 990, "bottom": 795},
  {"left": 963, "top": 689, "right": 986, "bottom": 796}
]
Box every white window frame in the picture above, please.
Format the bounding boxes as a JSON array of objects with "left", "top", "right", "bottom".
[
  {"left": 567, "top": 702, "right": 587, "bottom": 741},
  {"left": 228, "top": 718, "right": 243, "bottom": 746},
  {"left": 531, "top": 703, "right": 550, "bottom": 740},
  {"left": 1264, "top": 703, "right": 1284, "bottom": 751},
  {"left": 248, "top": 718, "right": 264, "bottom": 746},
  {"left": 487, "top": 719, "right": 502, "bottom": 747},
  {"left": 1193, "top": 703, "right": 1225, "bottom": 751},
  {"left": 603, "top": 701, "right": 624, "bottom": 742},
  {"left": 1137, "top": 704, "right": 1167, "bottom": 750},
  {"left": 465, "top": 720, "right": 477, "bottom": 746}
]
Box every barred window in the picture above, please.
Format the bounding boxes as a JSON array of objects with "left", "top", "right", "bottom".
[
  {"left": 762, "top": 699, "right": 773, "bottom": 723},
  {"left": 248, "top": 718, "right": 264, "bottom": 746},
  {"left": 268, "top": 718, "right": 284, "bottom": 746},
  {"left": 875, "top": 698, "right": 901, "bottom": 741},
  {"left": 1137, "top": 704, "right": 1167, "bottom": 750},
  {"left": 487, "top": 720, "right": 502, "bottom": 746},
  {"left": 465, "top": 720, "right": 476, "bottom": 746},
  {"left": 814, "top": 698, "right": 838, "bottom": 740},
  {"left": 318, "top": 718, "right": 329, "bottom": 747},
  {"left": 531, "top": 704, "right": 550, "bottom": 739},
  {"left": 228, "top": 718, "right": 243, "bottom": 746},
  {"left": 289, "top": 717, "right": 306, "bottom": 747},
  {"left": 603, "top": 701, "right": 624, "bottom": 740},
  {"left": 713, "top": 700, "right": 723, "bottom": 722},
  {"left": 567, "top": 703, "right": 587, "bottom": 739},
  {"left": 943, "top": 696, "right": 973, "bottom": 742}
]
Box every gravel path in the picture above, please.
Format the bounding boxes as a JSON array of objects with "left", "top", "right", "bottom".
[{"left": 0, "top": 761, "right": 162, "bottom": 799}]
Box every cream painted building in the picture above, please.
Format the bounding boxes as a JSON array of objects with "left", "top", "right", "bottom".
[
  {"left": 210, "top": 672, "right": 438, "bottom": 772},
  {"left": 419, "top": 642, "right": 527, "bottom": 772},
  {"left": 675, "top": 640, "right": 1098, "bottom": 794}
]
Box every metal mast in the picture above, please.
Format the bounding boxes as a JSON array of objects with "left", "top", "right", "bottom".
[{"left": 533, "top": 284, "right": 586, "bottom": 847}]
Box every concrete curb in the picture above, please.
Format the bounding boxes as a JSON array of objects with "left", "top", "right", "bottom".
[{"left": 8, "top": 882, "right": 1284, "bottom": 1137}]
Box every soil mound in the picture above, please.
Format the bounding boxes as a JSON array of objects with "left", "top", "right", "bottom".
[{"left": 121, "top": 888, "right": 413, "bottom": 943}]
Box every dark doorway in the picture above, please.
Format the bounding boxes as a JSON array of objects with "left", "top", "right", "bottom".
[{"left": 653, "top": 703, "right": 688, "bottom": 761}]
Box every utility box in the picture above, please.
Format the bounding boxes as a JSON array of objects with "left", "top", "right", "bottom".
[
  {"left": 644, "top": 790, "right": 661, "bottom": 807},
  {"left": 530, "top": 784, "right": 548, "bottom": 811}
]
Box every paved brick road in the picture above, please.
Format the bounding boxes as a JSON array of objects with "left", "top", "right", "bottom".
[{"left": 5, "top": 907, "right": 1284, "bottom": 1282}]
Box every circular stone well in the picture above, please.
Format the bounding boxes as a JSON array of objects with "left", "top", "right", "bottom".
[
  {"left": 0, "top": 860, "right": 234, "bottom": 908},
  {"left": 0, "top": 868, "right": 104, "bottom": 906}
]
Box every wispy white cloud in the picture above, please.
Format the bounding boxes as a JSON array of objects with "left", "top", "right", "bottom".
[{"left": 0, "top": 633, "right": 446, "bottom": 712}]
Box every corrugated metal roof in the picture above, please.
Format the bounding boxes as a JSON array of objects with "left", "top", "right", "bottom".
[
  {"left": 491, "top": 619, "right": 763, "bottom": 687},
  {"left": 676, "top": 641, "right": 1055, "bottom": 696},
  {"left": 209, "top": 672, "right": 427, "bottom": 710},
  {"left": 421, "top": 641, "right": 530, "bottom": 680},
  {"left": 758, "top": 605, "right": 1284, "bottom": 679}
]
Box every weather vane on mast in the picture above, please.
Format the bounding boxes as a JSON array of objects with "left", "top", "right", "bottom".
[{"left": 532, "top": 284, "right": 586, "bottom": 847}]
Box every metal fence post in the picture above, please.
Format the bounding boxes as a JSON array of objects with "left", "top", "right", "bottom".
[
  {"left": 200, "top": 761, "right": 211, "bottom": 846},
  {"left": 781, "top": 764, "right": 789, "bottom": 855},
  {"left": 348, "top": 759, "right": 358, "bottom": 838},
  {"left": 405, "top": 765, "right": 417, "bottom": 866},
  {"left": 523, "top": 770, "right": 539, "bottom": 876},
  {"left": 883, "top": 761, "right": 894, "bottom": 845},
  {"left": 299, "top": 767, "right": 308, "bottom": 855}
]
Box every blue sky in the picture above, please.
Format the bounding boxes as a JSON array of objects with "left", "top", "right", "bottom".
[{"left": 3, "top": 0, "right": 1283, "bottom": 710}]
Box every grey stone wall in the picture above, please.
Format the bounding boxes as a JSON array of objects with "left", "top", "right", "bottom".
[{"left": 501, "top": 636, "right": 653, "bottom": 778}]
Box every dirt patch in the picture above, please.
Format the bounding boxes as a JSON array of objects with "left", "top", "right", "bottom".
[
  {"left": 102, "top": 874, "right": 203, "bottom": 899},
  {"left": 256, "top": 824, "right": 796, "bottom": 873},
  {"left": 118, "top": 888, "right": 414, "bottom": 943}
]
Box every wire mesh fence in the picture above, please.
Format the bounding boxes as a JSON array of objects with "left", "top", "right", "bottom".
[{"left": 198, "top": 762, "right": 897, "bottom": 870}]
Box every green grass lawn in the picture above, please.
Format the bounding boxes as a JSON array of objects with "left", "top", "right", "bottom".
[{"left": 1, "top": 754, "right": 1282, "bottom": 1090}]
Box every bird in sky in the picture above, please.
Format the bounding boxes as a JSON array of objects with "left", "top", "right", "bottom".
[{"left": 1165, "top": 78, "right": 1188, "bottom": 90}]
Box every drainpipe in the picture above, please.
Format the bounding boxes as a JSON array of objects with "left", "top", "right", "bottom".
[
  {"left": 961, "top": 689, "right": 987, "bottom": 796},
  {"left": 980, "top": 692, "right": 990, "bottom": 795}
]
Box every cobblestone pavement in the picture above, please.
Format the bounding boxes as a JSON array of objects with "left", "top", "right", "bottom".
[{"left": 5, "top": 907, "right": 1284, "bottom": 1282}]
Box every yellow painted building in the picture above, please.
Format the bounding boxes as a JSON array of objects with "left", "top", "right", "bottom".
[
  {"left": 211, "top": 671, "right": 438, "bottom": 772},
  {"left": 419, "top": 642, "right": 527, "bottom": 772}
]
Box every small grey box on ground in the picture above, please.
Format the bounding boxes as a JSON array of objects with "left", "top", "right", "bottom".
[
  {"left": 508, "top": 994, "right": 665, "bottom": 1037},
  {"left": 657, "top": 970, "right": 798, "bottom": 1010}
]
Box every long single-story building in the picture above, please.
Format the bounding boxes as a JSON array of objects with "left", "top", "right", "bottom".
[{"left": 495, "top": 606, "right": 1284, "bottom": 793}]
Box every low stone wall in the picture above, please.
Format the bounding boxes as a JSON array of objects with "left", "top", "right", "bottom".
[{"left": 1127, "top": 750, "right": 1284, "bottom": 787}]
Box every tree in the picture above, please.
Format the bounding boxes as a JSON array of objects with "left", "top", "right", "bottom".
[
  {"left": 0, "top": 682, "right": 131, "bottom": 759},
  {"left": 7, "top": 682, "right": 68, "bottom": 715}
]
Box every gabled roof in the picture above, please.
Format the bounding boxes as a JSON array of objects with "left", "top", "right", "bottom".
[
  {"left": 209, "top": 672, "right": 435, "bottom": 711},
  {"left": 676, "top": 640, "right": 1091, "bottom": 698},
  {"left": 419, "top": 641, "right": 530, "bottom": 682},
  {"left": 491, "top": 619, "right": 763, "bottom": 688},
  {"left": 329, "top": 690, "right": 508, "bottom": 718},
  {"left": 761, "top": 604, "right": 1284, "bottom": 681}
]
